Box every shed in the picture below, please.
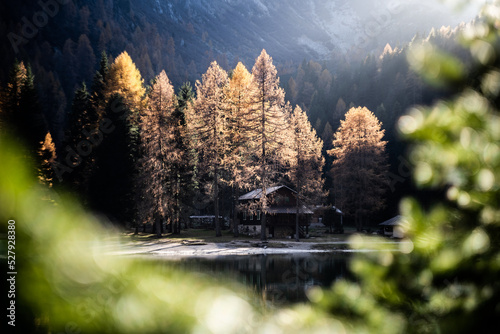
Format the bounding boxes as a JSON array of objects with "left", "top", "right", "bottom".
[{"left": 379, "top": 215, "right": 406, "bottom": 238}]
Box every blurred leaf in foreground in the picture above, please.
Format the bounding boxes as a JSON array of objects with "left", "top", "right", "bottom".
[{"left": 315, "top": 4, "right": 500, "bottom": 334}]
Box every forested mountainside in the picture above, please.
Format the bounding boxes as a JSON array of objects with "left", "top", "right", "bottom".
[
  {"left": 1, "top": 0, "right": 477, "bottom": 85},
  {"left": 0, "top": 0, "right": 480, "bottom": 223}
]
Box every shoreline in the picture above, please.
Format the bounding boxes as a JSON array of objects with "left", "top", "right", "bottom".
[{"left": 105, "top": 238, "right": 403, "bottom": 258}]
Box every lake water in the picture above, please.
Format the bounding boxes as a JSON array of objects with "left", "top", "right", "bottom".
[{"left": 161, "top": 252, "right": 352, "bottom": 306}]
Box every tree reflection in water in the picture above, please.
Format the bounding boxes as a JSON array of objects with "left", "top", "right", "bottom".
[{"left": 160, "top": 253, "right": 352, "bottom": 306}]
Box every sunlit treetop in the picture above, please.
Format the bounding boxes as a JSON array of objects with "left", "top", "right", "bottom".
[{"left": 106, "top": 51, "right": 146, "bottom": 110}]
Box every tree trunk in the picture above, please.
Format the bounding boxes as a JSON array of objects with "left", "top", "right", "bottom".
[
  {"left": 233, "top": 187, "right": 239, "bottom": 237},
  {"left": 173, "top": 176, "right": 180, "bottom": 234},
  {"left": 155, "top": 216, "right": 161, "bottom": 237},
  {"left": 173, "top": 207, "right": 179, "bottom": 234},
  {"left": 168, "top": 218, "right": 173, "bottom": 233},
  {"left": 295, "top": 193, "right": 300, "bottom": 242},
  {"left": 176, "top": 176, "right": 181, "bottom": 233},
  {"left": 214, "top": 166, "right": 222, "bottom": 237},
  {"left": 261, "top": 212, "right": 267, "bottom": 241},
  {"left": 260, "top": 186, "right": 267, "bottom": 241},
  {"left": 260, "top": 91, "right": 267, "bottom": 242},
  {"left": 154, "top": 216, "right": 161, "bottom": 238}
]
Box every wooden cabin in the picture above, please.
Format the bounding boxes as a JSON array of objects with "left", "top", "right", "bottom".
[{"left": 238, "top": 185, "right": 313, "bottom": 238}]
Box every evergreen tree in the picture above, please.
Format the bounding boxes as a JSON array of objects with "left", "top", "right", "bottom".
[
  {"left": 18, "top": 64, "right": 48, "bottom": 151},
  {"left": 62, "top": 83, "right": 96, "bottom": 197},
  {"left": 0, "top": 60, "right": 27, "bottom": 135},
  {"left": 328, "top": 107, "right": 388, "bottom": 231},
  {"left": 89, "top": 94, "right": 135, "bottom": 224},
  {"left": 321, "top": 122, "right": 334, "bottom": 151},
  {"left": 89, "top": 51, "right": 109, "bottom": 125},
  {"left": 176, "top": 82, "right": 194, "bottom": 117},
  {"left": 187, "top": 61, "right": 229, "bottom": 237},
  {"left": 75, "top": 34, "right": 96, "bottom": 85},
  {"left": 172, "top": 82, "right": 195, "bottom": 233}
]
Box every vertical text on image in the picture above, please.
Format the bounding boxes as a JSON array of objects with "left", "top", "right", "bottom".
[{"left": 7, "top": 220, "right": 17, "bottom": 327}]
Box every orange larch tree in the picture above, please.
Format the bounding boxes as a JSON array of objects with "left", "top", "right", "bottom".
[
  {"left": 225, "top": 62, "right": 254, "bottom": 236},
  {"left": 328, "top": 106, "right": 388, "bottom": 231},
  {"left": 246, "top": 49, "right": 289, "bottom": 241},
  {"left": 137, "top": 70, "right": 177, "bottom": 236},
  {"left": 187, "top": 61, "right": 229, "bottom": 237}
]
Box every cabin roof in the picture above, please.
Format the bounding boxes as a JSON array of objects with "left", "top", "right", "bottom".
[
  {"left": 332, "top": 205, "right": 343, "bottom": 214},
  {"left": 379, "top": 215, "right": 405, "bottom": 226},
  {"left": 238, "top": 185, "right": 296, "bottom": 201}
]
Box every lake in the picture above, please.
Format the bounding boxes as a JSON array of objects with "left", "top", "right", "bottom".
[{"left": 159, "top": 252, "right": 352, "bottom": 306}]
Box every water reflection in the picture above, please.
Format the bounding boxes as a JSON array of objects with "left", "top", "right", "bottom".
[{"left": 162, "top": 253, "right": 351, "bottom": 305}]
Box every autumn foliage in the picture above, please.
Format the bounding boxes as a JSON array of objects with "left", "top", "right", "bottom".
[{"left": 329, "top": 106, "right": 388, "bottom": 231}]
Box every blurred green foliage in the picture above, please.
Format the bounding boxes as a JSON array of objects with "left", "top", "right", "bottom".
[
  {"left": 314, "top": 4, "right": 500, "bottom": 334},
  {"left": 2, "top": 2, "right": 500, "bottom": 334}
]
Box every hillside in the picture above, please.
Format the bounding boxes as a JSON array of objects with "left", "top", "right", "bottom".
[{"left": 130, "top": 0, "right": 477, "bottom": 64}]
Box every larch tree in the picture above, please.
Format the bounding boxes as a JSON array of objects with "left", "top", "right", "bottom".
[
  {"left": 137, "top": 70, "right": 177, "bottom": 237},
  {"left": 288, "top": 105, "right": 325, "bottom": 241},
  {"left": 106, "top": 51, "right": 145, "bottom": 168},
  {"left": 328, "top": 106, "right": 388, "bottom": 231},
  {"left": 106, "top": 51, "right": 146, "bottom": 128},
  {"left": 37, "top": 132, "right": 57, "bottom": 188},
  {"left": 247, "top": 49, "right": 288, "bottom": 241},
  {"left": 187, "top": 61, "right": 229, "bottom": 237},
  {"left": 225, "top": 62, "right": 254, "bottom": 237}
]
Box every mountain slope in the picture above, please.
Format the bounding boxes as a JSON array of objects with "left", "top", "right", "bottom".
[{"left": 129, "top": 0, "right": 478, "bottom": 65}]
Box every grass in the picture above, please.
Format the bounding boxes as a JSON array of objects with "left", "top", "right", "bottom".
[
  {"left": 310, "top": 244, "right": 349, "bottom": 251},
  {"left": 265, "top": 242, "right": 290, "bottom": 248},
  {"left": 127, "top": 228, "right": 257, "bottom": 243},
  {"left": 125, "top": 225, "right": 385, "bottom": 244}
]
